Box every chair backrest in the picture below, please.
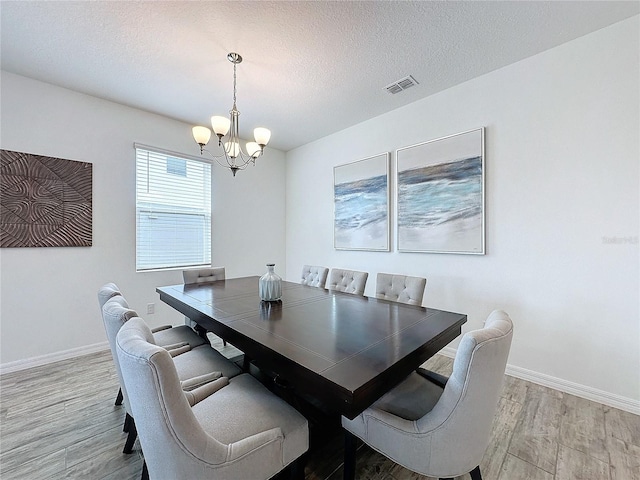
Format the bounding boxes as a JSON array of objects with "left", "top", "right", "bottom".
[
  {"left": 183, "top": 267, "right": 225, "bottom": 284},
  {"left": 101, "top": 294, "right": 140, "bottom": 415},
  {"left": 116, "top": 317, "right": 228, "bottom": 478},
  {"left": 327, "top": 268, "right": 368, "bottom": 296},
  {"left": 301, "top": 265, "right": 329, "bottom": 288},
  {"left": 375, "top": 273, "right": 426, "bottom": 306},
  {"left": 97, "top": 282, "right": 121, "bottom": 310},
  {"left": 417, "top": 310, "right": 513, "bottom": 474}
]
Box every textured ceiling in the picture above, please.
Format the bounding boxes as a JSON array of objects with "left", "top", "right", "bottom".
[{"left": 1, "top": 1, "right": 638, "bottom": 151}]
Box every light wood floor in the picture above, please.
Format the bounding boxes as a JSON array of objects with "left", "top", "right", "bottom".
[{"left": 1, "top": 344, "right": 639, "bottom": 480}]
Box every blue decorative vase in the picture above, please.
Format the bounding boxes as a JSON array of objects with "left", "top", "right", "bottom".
[{"left": 259, "top": 263, "right": 282, "bottom": 301}]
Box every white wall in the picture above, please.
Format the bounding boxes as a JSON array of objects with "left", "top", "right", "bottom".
[
  {"left": 285, "top": 17, "right": 639, "bottom": 404},
  {"left": 0, "top": 72, "right": 286, "bottom": 364}
]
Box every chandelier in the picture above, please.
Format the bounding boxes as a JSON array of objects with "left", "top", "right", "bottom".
[{"left": 192, "top": 52, "right": 271, "bottom": 176}]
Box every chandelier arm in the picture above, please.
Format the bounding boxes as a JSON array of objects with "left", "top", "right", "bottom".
[
  {"left": 200, "top": 147, "right": 258, "bottom": 170},
  {"left": 198, "top": 147, "right": 228, "bottom": 161},
  {"left": 217, "top": 156, "right": 247, "bottom": 171}
]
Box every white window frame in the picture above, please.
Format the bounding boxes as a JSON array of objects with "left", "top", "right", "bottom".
[{"left": 134, "top": 143, "right": 212, "bottom": 272}]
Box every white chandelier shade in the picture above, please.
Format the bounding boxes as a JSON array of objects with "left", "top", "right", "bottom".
[
  {"left": 192, "top": 126, "right": 212, "bottom": 146},
  {"left": 211, "top": 116, "right": 230, "bottom": 137}
]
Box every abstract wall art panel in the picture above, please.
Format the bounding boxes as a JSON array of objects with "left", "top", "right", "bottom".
[
  {"left": 0, "top": 149, "right": 92, "bottom": 247},
  {"left": 334, "top": 152, "right": 389, "bottom": 251},
  {"left": 396, "top": 128, "right": 485, "bottom": 254}
]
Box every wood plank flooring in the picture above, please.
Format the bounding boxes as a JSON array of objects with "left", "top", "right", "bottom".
[{"left": 1, "top": 342, "right": 638, "bottom": 480}]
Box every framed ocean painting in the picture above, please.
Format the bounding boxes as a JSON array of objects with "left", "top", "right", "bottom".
[
  {"left": 396, "top": 128, "right": 485, "bottom": 254},
  {"left": 334, "top": 153, "right": 390, "bottom": 251}
]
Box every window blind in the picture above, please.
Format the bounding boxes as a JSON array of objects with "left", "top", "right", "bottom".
[{"left": 135, "top": 146, "right": 212, "bottom": 271}]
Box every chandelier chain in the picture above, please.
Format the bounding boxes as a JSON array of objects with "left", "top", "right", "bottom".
[{"left": 233, "top": 62, "right": 237, "bottom": 107}]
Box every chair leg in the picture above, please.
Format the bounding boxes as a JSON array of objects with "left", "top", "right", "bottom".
[
  {"left": 439, "top": 466, "right": 481, "bottom": 480},
  {"left": 123, "top": 417, "right": 137, "bottom": 454},
  {"left": 470, "top": 465, "right": 482, "bottom": 480},
  {"left": 123, "top": 412, "right": 133, "bottom": 433},
  {"left": 141, "top": 461, "right": 149, "bottom": 480},
  {"left": 115, "top": 387, "right": 123, "bottom": 406},
  {"left": 343, "top": 430, "right": 357, "bottom": 480},
  {"left": 289, "top": 454, "right": 306, "bottom": 480}
]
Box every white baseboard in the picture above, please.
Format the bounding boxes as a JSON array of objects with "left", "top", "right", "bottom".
[
  {"left": 438, "top": 346, "right": 640, "bottom": 415},
  {"left": 0, "top": 342, "right": 109, "bottom": 375}
]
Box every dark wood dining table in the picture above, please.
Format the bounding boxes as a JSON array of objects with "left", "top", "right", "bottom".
[{"left": 157, "top": 276, "right": 466, "bottom": 421}]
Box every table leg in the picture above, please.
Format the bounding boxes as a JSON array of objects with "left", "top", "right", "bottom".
[
  {"left": 242, "top": 354, "right": 253, "bottom": 373},
  {"left": 194, "top": 323, "right": 209, "bottom": 340},
  {"left": 343, "top": 429, "right": 356, "bottom": 480}
]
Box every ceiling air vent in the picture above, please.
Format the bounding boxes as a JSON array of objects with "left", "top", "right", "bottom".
[{"left": 385, "top": 75, "right": 419, "bottom": 94}]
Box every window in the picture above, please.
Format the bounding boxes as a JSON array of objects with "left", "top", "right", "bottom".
[
  {"left": 166, "top": 156, "right": 187, "bottom": 176},
  {"left": 135, "top": 145, "right": 211, "bottom": 271}
]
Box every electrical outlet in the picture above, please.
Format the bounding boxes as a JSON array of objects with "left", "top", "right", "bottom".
[{"left": 147, "top": 303, "right": 155, "bottom": 314}]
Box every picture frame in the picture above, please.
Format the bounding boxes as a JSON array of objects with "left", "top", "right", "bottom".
[
  {"left": 334, "top": 152, "right": 390, "bottom": 251},
  {"left": 396, "top": 128, "right": 485, "bottom": 254},
  {"left": 1, "top": 149, "right": 93, "bottom": 248}
]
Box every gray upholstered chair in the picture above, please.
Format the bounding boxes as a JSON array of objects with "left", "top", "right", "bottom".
[
  {"left": 116, "top": 317, "right": 309, "bottom": 480},
  {"left": 98, "top": 283, "right": 208, "bottom": 406},
  {"left": 327, "top": 268, "right": 368, "bottom": 296},
  {"left": 183, "top": 266, "right": 226, "bottom": 285},
  {"left": 375, "top": 273, "right": 427, "bottom": 306},
  {"left": 98, "top": 283, "right": 207, "bottom": 350},
  {"left": 183, "top": 267, "right": 227, "bottom": 344},
  {"left": 101, "top": 295, "right": 241, "bottom": 454},
  {"left": 300, "top": 265, "right": 329, "bottom": 288},
  {"left": 342, "top": 310, "right": 514, "bottom": 480}
]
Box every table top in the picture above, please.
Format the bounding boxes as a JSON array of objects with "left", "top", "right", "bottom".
[{"left": 157, "top": 276, "right": 466, "bottom": 419}]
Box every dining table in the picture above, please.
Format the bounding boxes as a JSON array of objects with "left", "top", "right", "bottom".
[{"left": 157, "top": 276, "right": 467, "bottom": 421}]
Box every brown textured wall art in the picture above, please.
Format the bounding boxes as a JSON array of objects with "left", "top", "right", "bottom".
[{"left": 0, "top": 149, "right": 92, "bottom": 247}]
